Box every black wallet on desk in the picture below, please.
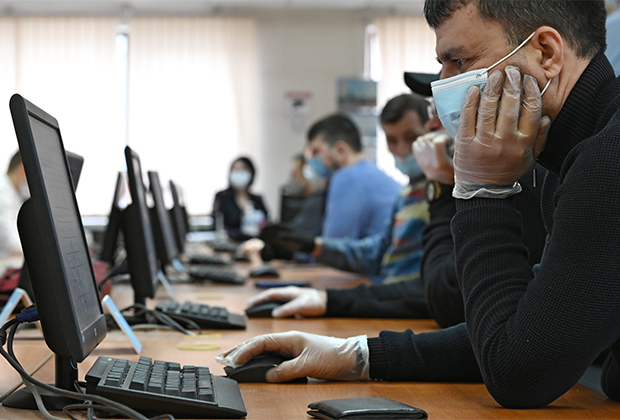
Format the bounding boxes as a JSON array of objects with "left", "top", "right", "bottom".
[{"left": 307, "top": 397, "right": 428, "bottom": 420}]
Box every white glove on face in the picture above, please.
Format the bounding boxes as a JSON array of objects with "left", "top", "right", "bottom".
[
  {"left": 412, "top": 130, "right": 455, "bottom": 185},
  {"left": 452, "top": 66, "right": 550, "bottom": 199},
  {"left": 216, "top": 331, "right": 370, "bottom": 382}
]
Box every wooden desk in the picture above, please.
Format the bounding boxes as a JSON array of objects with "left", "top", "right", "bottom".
[{"left": 1, "top": 263, "right": 620, "bottom": 419}]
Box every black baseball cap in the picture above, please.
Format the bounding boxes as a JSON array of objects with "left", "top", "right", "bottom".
[{"left": 403, "top": 71, "right": 440, "bottom": 97}]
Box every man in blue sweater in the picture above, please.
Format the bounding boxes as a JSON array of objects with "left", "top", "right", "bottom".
[
  {"left": 310, "top": 94, "right": 432, "bottom": 284},
  {"left": 248, "top": 94, "right": 434, "bottom": 285},
  {"left": 219, "top": 0, "right": 620, "bottom": 409},
  {"left": 307, "top": 113, "right": 401, "bottom": 240}
]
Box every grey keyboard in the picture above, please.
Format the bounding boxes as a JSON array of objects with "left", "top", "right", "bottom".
[
  {"left": 155, "top": 299, "right": 246, "bottom": 329},
  {"left": 85, "top": 356, "right": 246, "bottom": 418}
]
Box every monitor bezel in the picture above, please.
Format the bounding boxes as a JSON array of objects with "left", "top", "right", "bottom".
[
  {"left": 168, "top": 179, "right": 189, "bottom": 251},
  {"left": 123, "top": 146, "right": 159, "bottom": 305},
  {"left": 99, "top": 171, "right": 125, "bottom": 265},
  {"left": 147, "top": 170, "right": 179, "bottom": 268},
  {"left": 10, "top": 93, "right": 106, "bottom": 362}
]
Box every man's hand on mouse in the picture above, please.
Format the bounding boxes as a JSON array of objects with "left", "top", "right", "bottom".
[
  {"left": 216, "top": 331, "right": 369, "bottom": 382},
  {"left": 246, "top": 286, "right": 327, "bottom": 318}
]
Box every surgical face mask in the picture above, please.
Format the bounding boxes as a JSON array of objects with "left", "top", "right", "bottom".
[
  {"left": 229, "top": 170, "right": 252, "bottom": 189},
  {"left": 431, "top": 32, "right": 551, "bottom": 138},
  {"left": 307, "top": 156, "right": 333, "bottom": 178},
  {"left": 18, "top": 181, "right": 29, "bottom": 200},
  {"left": 394, "top": 153, "right": 423, "bottom": 178},
  {"left": 302, "top": 163, "right": 326, "bottom": 190}
]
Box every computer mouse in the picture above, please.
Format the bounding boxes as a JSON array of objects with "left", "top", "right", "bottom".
[
  {"left": 248, "top": 264, "right": 280, "bottom": 278},
  {"left": 223, "top": 353, "right": 307, "bottom": 383},
  {"left": 244, "top": 300, "right": 287, "bottom": 318}
]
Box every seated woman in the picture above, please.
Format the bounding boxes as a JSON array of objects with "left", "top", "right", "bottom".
[{"left": 212, "top": 156, "right": 268, "bottom": 241}]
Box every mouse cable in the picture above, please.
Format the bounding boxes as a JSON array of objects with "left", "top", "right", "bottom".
[
  {"left": 1, "top": 312, "right": 173, "bottom": 420},
  {"left": 96, "top": 251, "right": 128, "bottom": 294}
]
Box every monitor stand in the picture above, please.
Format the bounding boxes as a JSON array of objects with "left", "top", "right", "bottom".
[
  {"left": 157, "top": 269, "right": 177, "bottom": 301},
  {"left": 2, "top": 356, "right": 77, "bottom": 410}
]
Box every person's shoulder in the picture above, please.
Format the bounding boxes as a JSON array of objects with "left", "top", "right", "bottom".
[{"left": 214, "top": 187, "right": 235, "bottom": 201}]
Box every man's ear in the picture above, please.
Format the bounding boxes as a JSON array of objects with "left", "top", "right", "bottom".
[
  {"left": 334, "top": 140, "right": 350, "bottom": 156},
  {"left": 531, "top": 26, "right": 564, "bottom": 80}
]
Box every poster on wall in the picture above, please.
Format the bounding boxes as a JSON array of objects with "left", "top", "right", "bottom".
[
  {"left": 284, "top": 90, "right": 314, "bottom": 133},
  {"left": 336, "top": 78, "right": 378, "bottom": 161}
]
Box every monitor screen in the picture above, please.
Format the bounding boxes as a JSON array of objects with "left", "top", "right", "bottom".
[
  {"left": 169, "top": 179, "right": 189, "bottom": 251},
  {"left": 10, "top": 94, "right": 106, "bottom": 363},
  {"left": 148, "top": 170, "right": 179, "bottom": 268},
  {"left": 123, "top": 146, "right": 159, "bottom": 305}
]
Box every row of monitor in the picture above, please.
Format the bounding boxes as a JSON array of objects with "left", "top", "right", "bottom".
[
  {"left": 99, "top": 146, "right": 191, "bottom": 306},
  {"left": 4, "top": 93, "right": 192, "bottom": 409}
]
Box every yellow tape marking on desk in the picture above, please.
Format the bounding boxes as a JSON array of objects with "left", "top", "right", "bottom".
[
  {"left": 183, "top": 333, "right": 222, "bottom": 339},
  {"left": 197, "top": 293, "right": 222, "bottom": 300},
  {"left": 178, "top": 344, "right": 221, "bottom": 351}
]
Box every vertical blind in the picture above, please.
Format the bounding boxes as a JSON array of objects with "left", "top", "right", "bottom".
[{"left": 0, "top": 16, "right": 257, "bottom": 216}]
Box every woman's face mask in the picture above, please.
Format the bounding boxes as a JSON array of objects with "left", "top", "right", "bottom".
[
  {"left": 18, "top": 180, "right": 29, "bottom": 200},
  {"left": 431, "top": 32, "right": 551, "bottom": 138},
  {"left": 229, "top": 170, "right": 252, "bottom": 189}
]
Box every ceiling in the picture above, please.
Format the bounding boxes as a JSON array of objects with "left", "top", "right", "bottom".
[{"left": 0, "top": 0, "right": 426, "bottom": 16}]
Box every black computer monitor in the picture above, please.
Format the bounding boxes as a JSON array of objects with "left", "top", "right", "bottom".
[
  {"left": 123, "top": 146, "right": 159, "bottom": 305},
  {"left": 98, "top": 171, "right": 125, "bottom": 265},
  {"left": 148, "top": 170, "right": 179, "bottom": 269},
  {"left": 4, "top": 94, "right": 107, "bottom": 410},
  {"left": 169, "top": 179, "right": 189, "bottom": 252},
  {"left": 18, "top": 150, "right": 85, "bottom": 300}
]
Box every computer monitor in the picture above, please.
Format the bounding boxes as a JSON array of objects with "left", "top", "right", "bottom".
[
  {"left": 18, "top": 150, "right": 85, "bottom": 300},
  {"left": 98, "top": 171, "right": 125, "bottom": 265},
  {"left": 123, "top": 146, "right": 159, "bottom": 305},
  {"left": 148, "top": 170, "right": 180, "bottom": 269},
  {"left": 169, "top": 179, "right": 189, "bottom": 252},
  {"left": 4, "top": 94, "right": 107, "bottom": 410}
]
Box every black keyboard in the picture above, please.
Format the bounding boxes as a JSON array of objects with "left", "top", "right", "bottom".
[
  {"left": 188, "top": 266, "right": 247, "bottom": 285},
  {"left": 207, "top": 239, "right": 240, "bottom": 253},
  {"left": 156, "top": 299, "right": 246, "bottom": 330},
  {"left": 85, "top": 356, "right": 247, "bottom": 419},
  {"left": 188, "top": 253, "right": 232, "bottom": 266}
]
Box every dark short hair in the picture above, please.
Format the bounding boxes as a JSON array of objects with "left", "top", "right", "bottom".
[
  {"left": 229, "top": 156, "right": 256, "bottom": 187},
  {"left": 306, "top": 113, "right": 362, "bottom": 152},
  {"left": 424, "top": 0, "right": 607, "bottom": 59},
  {"left": 380, "top": 94, "right": 430, "bottom": 126},
  {"left": 7, "top": 151, "right": 22, "bottom": 174}
]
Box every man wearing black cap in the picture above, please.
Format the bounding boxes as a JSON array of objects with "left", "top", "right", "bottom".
[
  {"left": 244, "top": 71, "right": 546, "bottom": 327},
  {"left": 220, "top": 0, "right": 620, "bottom": 410}
]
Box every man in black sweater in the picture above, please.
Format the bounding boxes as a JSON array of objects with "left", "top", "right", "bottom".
[{"left": 218, "top": 0, "right": 620, "bottom": 409}]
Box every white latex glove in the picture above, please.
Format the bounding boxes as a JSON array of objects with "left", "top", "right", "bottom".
[
  {"left": 246, "top": 286, "right": 327, "bottom": 318},
  {"left": 453, "top": 66, "right": 551, "bottom": 199},
  {"left": 238, "top": 238, "right": 265, "bottom": 266},
  {"left": 413, "top": 130, "right": 455, "bottom": 185},
  {"left": 216, "top": 331, "right": 369, "bottom": 382}
]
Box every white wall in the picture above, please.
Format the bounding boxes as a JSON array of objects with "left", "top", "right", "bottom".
[{"left": 251, "top": 10, "right": 367, "bottom": 221}]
